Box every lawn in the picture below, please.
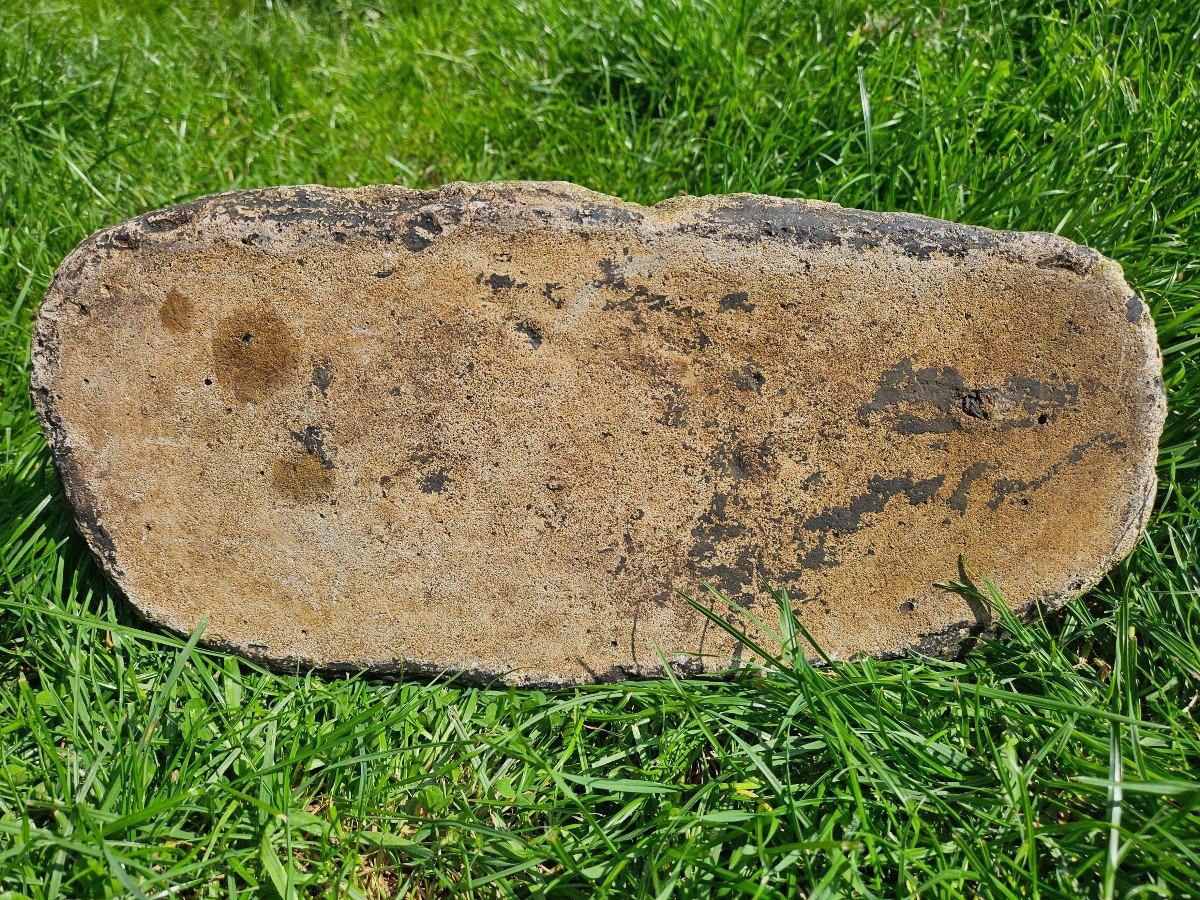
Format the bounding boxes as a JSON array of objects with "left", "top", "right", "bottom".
[{"left": 2, "top": 0, "right": 1199, "bottom": 896}]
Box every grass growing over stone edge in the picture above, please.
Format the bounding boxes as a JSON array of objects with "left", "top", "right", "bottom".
[{"left": 1, "top": 0, "right": 1198, "bottom": 896}]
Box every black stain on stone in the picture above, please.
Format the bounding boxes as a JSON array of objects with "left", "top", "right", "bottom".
[
  {"left": 1002, "top": 375, "right": 1081, "bottom": 426},
  {"left": 311, "top": 361, "right": 331, "bottom": 396},
  {"left": 1033, "top": 247, "right": 1098, "bottom": 276},
  {"left": 660, "top": 389, "right": 686, "bottom": 427},
  {"left": 719, "top": 291, "right": 755, "bottom": 313},
  {"left": 692, "top": 200, "right": 1100, "bottom": 273},
  {"left": 987, "top": 433, "right": 1126, "bottom": 509},
  {"left": 409, "top": 450, "right": 436, "bottom": 466},
  {"left": 93, "top": 225, "right": 142, "bottom": 251},
  {"left": 704, "top": 552, "right": 760, "bottom": 607},
  {"left": 860, "top": 360, "right": 978, "bottom": 434},
  {"left": 597, "top": 257, "right": 630, "bottom": 291},
  {"left": 420, "top": 469, "right": 451, "bottom": 494},
  {"left": 558, "top": 202, "right": 645, "bottom": 228},
  {"left": 863, "top": 361, "right": 962, "bottom": 433},
  {"left": 687, "top": 491, "right": 754, "bottom": 603},
  {"left": 946, "top": 461, "right": 992, "bottom": 513},
  {"left": 130, "top": 187, "right": 468, "bottom": 251},
  {"left": 690, "top": 199, "right": 995, "bottom": 260},
  {"left": 602, "top": 284, "right": 674, "bottom": 316},
  {"left": 797, "top": 533, "right": 834, "bottom": 570},
  {"left": 685, "top": 437, "right": 789, "bottom": 601},
  {"left": 289, "top": 424, "right": 336, "bottom": 469},
  {"left": 484, "top": 272, "right": 525, "bottom": 292},
  {"left": 401, "top": 210, "right": 443, "bottom": 251},
  {"left": 596, "top": 259, "right": 707, "bottom": 325},
  {"left": 713, "top": 437, "right": 779, "bottom": 482},
  {"left": 692, "top": 493, "right": 745, "bottom": 547},
  {"left": 137, "top": 200, "right": 203, "bottom": 234},
  {"left": 732, "top": 363, "right": 766, "bottom": 392},
  {"left": 860, "top": 358, "right": 1081, "bottom": 434},
  {"left": 1125, "top": 295, "right": 1146, "bottom": 324},
  {"left": 409, "top": 450, "right": 453, "bottom": 495},
  {"left": 543, "top": 282, "right": 564, "bottom": 308},
  {"left": 804, "top": 472, "right": 947, "bottom": 536}
]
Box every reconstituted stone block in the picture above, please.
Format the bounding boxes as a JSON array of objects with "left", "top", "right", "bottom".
[{"left": 31, "top": 182, "right": 1166, "bottom": 685}]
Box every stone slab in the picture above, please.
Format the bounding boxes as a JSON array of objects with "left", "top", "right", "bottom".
[{"left": 31, "top": 182, "right": 1166, "bottom": 685}]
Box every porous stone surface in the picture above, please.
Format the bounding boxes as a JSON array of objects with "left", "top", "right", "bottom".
[{"left": 31, "top": 182, "right": 1165, "bottom": 685}]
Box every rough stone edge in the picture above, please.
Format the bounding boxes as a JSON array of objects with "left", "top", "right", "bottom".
[{"left": 29, "top": 181, "right": 1168, "bottom": 688}]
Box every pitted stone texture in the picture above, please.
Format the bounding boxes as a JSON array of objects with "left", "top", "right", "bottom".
[{"left": 31, "top": 182, "right": 1165, "bottom": 685}]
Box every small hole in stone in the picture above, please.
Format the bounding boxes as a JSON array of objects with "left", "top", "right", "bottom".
[
  {"left": 241, "top": 332, "right": 252, "bottom": 342},
  {"left": 959, "top": 390, "right": 987, "bottom": 419},
  {"left": 611, "top": 640, "right": 618, "bottom": 648},
  {"left": 515, "top": 321, "right": 544, "bottom": 349},
  {"left": 1021, "top": 498, "right": 1030, "bottom": 506},
  {"left": 1037, "top": 413, "right": 1049, "bottom": 425},
  {"left": 752, "top": 371, "right": 765, "bottom": 387},
  {"left": 899, "top": 600, "right": 915, "bottom": 614},
  {"left": 204, "top": 378, "right": 213, "bottom": 386}
]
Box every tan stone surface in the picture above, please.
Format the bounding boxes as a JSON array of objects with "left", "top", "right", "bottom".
[{"left": 31, "top": 182, "right": 1165, "bottom": 685}]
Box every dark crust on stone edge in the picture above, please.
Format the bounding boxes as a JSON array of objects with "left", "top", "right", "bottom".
[{"left": 29, "top": 181, "right": 1166, "bottom": 687}]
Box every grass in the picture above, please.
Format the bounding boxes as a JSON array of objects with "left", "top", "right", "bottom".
[{"left": 1, "top": 0, "right": 1199, "bottom": 895}]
